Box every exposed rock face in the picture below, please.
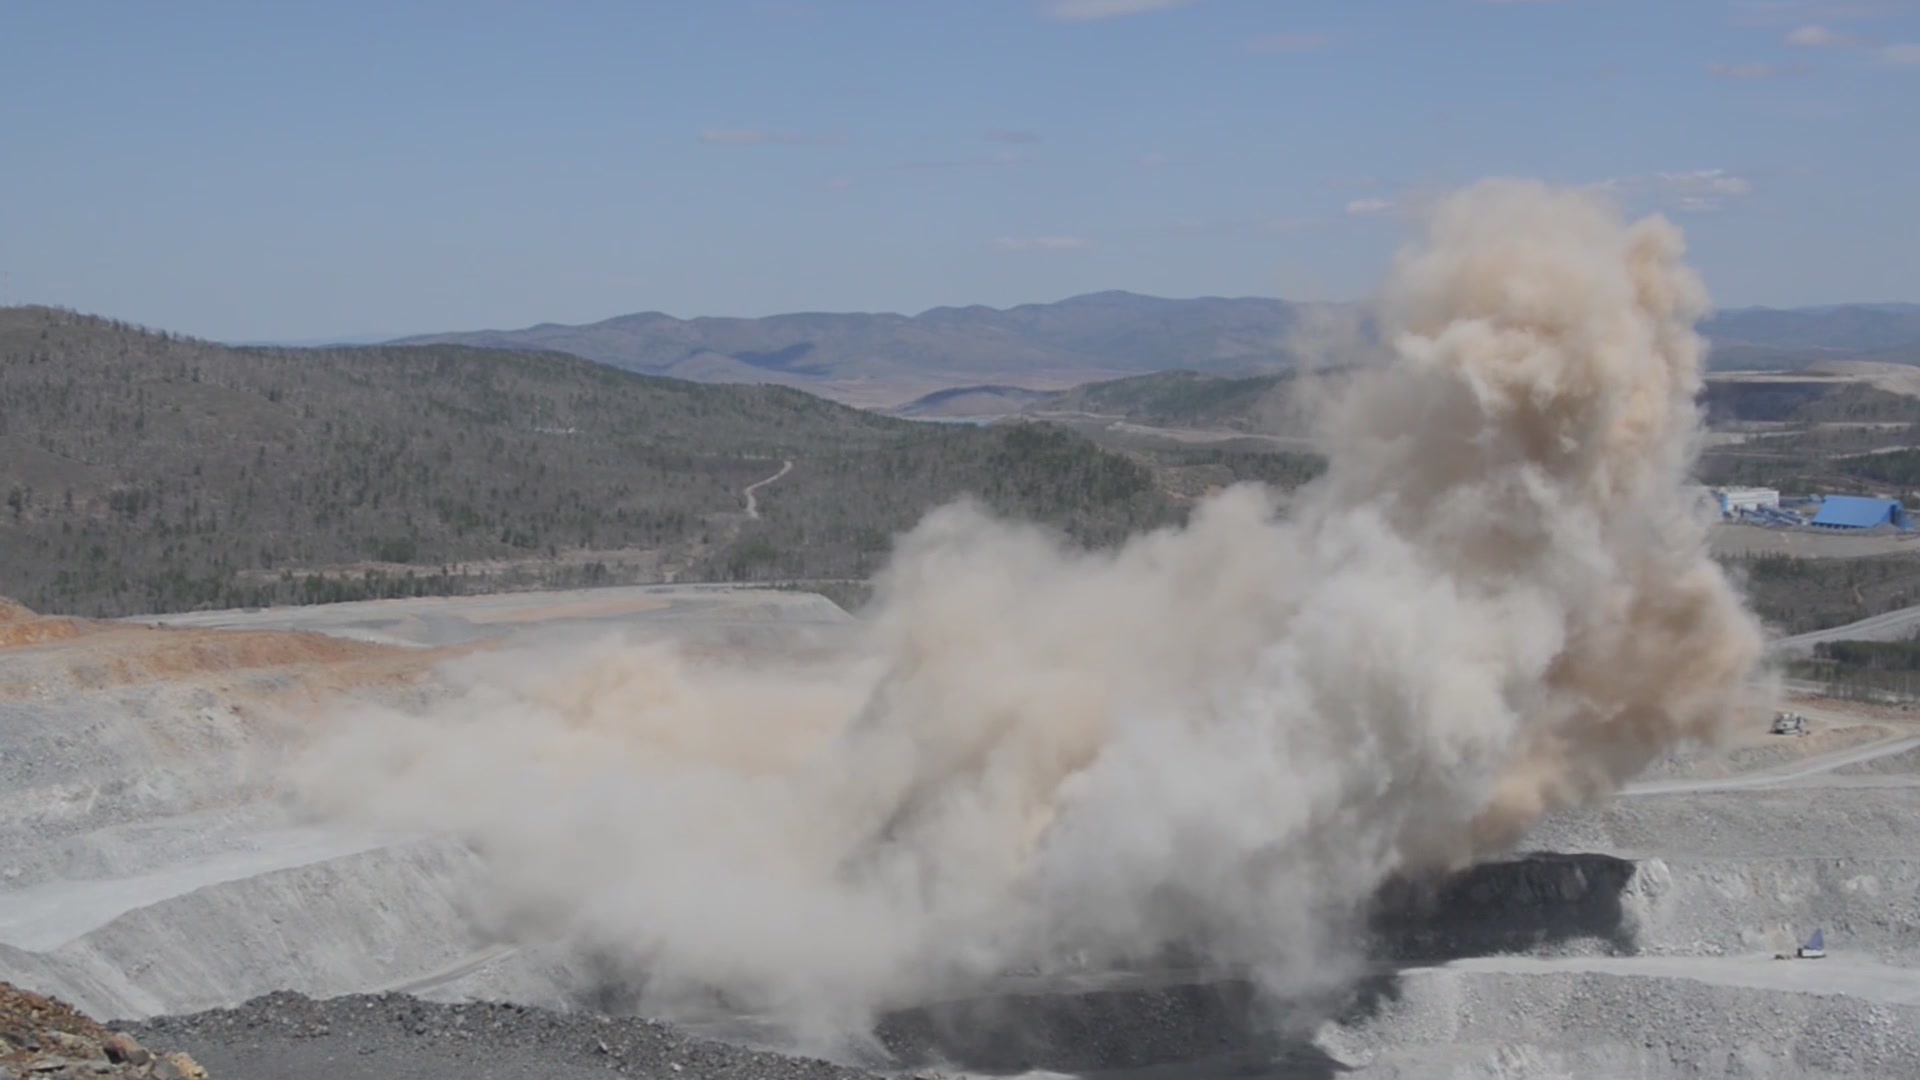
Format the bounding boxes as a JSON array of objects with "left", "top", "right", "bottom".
[
  {"left": 0, "top": 981, "right": 209, "bottom": 1079},
  {"left": 1368, "top": 852, "right": 1640, "bottom": 962}
]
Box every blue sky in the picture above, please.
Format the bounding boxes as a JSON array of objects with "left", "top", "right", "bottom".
[{"left": 3, "top": 0, "right": 1917, "bottom": 342}]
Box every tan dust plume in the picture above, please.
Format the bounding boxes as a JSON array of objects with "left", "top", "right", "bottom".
[{"left": 288, "top": 177, "right": 1769, "bottom": 1050}]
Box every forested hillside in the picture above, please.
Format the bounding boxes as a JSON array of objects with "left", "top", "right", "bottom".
[
  {"left": 1036, "top": 370, "right": 1300, "bottom": 430},
  {"left": 0, "top": 306, "right": 1213, "bottom": 616}
]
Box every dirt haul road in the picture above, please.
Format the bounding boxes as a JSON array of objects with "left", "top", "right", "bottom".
[
  {"left": 1622, "top": 733, "right": 1920, "bottom": 796},
  {"left": 743, "top": 459, "right": 793, "bottom": 520},
  {"left": 1406, "top": 954, "right": 1920, "bottom": 1007},
  {"left": 1771, "top": 602, "right": 1920, "bottom": 653},
  {"left": 120, "top": 582, "right": 850, "bottom": 648}
]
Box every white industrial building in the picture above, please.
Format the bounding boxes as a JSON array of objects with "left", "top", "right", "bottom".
[{"left": 1715, "top": 487, "right": 1781, "bottom": 515}]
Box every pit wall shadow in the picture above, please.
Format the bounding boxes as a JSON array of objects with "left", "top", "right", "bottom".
[
  {"left": 872, "top": 852, "right": 1637, "bottom": 1077},
  {"left": 1363, "top": 851, "right": 1639, "bottom": 966},
  {"left": 560, "top": 852, "right": 1639, "bottom": 1078}
]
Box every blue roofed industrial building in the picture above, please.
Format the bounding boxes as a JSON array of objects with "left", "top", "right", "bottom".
[{"left": 1810, "top": 495, "right": 1908, "bottom": 530}]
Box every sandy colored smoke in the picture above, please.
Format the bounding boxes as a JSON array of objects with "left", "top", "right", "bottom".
[{"left": 287, "top": 177, "right": 1770, "bottom": 1051}]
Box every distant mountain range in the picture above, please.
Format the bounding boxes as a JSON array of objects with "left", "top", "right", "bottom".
[
  {"left": 389, "top": 292, "right": 1328, "bottom": 409},
  {"left": 894, "top": 370, "right": 1300, "bottom": 429},
  {"left": 388, "top": 293, "right": 1920, "bottom": 411}
]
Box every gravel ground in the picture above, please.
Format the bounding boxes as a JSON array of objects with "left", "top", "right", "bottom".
[
  {"left": 106, "top": 957, "right": 1920, "bottom": 1080},
  {"left": 1635, "top": 724, "right": 1896, "bottom": 782},
  {"left": 121, "top": 992, "right": 882, "bottom": 1080},
  {"left": 1834, "top": 745, "right": 1920, "bottom": 776},
  {"left": 1319, "top": 964, "right": 1920, "bottom": 1079},
  {"left": 1526, "top": 785, "right": 1920, "bottom": 860}
]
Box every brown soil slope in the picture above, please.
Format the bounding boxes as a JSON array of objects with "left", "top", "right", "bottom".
[{"left": 0, "top": 595, "right": 463, "bottom": 704}]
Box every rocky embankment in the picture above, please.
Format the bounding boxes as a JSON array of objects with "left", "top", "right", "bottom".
[{"left": 1, "top": 981, "right": 209, "bottom": 1080}]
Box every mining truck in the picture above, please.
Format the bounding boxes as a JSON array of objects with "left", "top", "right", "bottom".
[{"left": 1776, "top": 928, "right": 1826, "bottom": 960}]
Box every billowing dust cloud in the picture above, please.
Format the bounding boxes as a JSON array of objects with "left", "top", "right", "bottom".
[{"left": 289, "top": 178, "right": 1769, "bottom": 1049}]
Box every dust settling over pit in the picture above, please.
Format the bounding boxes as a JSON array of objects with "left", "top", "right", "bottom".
[{"left": 286, "top": 179, "right": 1772, "bottom": 1055}]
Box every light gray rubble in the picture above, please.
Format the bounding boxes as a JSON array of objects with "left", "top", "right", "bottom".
[{"left": 1319, "top": 961, "right": 1920, "bottom": 1080}]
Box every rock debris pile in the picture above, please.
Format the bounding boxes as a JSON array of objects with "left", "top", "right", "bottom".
[
  {"left": 123, "top": 991, "right": 888, "bottom": 1080},
  {"left": 0, "top": 982, "right": 208, "bottom": 1080}
]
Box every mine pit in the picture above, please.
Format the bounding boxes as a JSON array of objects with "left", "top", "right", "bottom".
[{"left": 1, "top": 586, "right": 1917, "bottom": 1078}]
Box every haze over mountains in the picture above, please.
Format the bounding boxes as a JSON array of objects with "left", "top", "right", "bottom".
[
  {"left": 391, "top": 293, "right": 1920, "bottom": 411},
  {"left": 392, "top": 291, "right": 1318, "bottom": 409}
]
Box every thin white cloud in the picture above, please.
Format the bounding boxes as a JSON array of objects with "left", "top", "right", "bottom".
[
  {"left": 1252, "top": 215, "right": 1318, "bottom": 233},
  {"left": 1169, "top": 213, "right": 1320, "bottom": 236},
  {"left": 698, "top": 129, "right": 844, "bottom": 146},
  {"left": 994, "top": 235, "right": 1091, "bottom": 251},
  {"left": 1137, "top": 152, "right": 1170, "bottom": 168},
  {"left": 1344, "top": 198, "right": 1397, "bottom": 219},
  {"left": 1752, "top": 13, "right": 1920, "bottom": 68},
  {"left": 985, "top": 129, "right": 1042, "bottom": 144},
  {"left": 899, "top": 150, "right": 1027, "bottom": 170},
  {"left": 757, "top": 1, "right": 814, "bottom": 18},
  {"left": 1786, "top": 23, "right": 1854, "bottom": 45},
  {"left": 1663, "top": 170, "right": 1754, "bottom": 198},
  {"left": 1041, "top": 0, "right": 1199, "bottom": 22},
  {"left": 1735, "top": 1, "right": 1916, "bottom": 26},
  {"left": 1708, "top": 60, "right": 1795, "bottom": 78},
  {"left": 1243, "top": 33, "right": 1331, "bottom": 54},
  {"left": 1592, "top": 169, "right": 1755, "bottom": 212},
  {"left": 701, "top": 129, "right": 793, "bottom": 145},
  {"left": 825, "top": 177, "right": 853, "bottom": 191}
]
